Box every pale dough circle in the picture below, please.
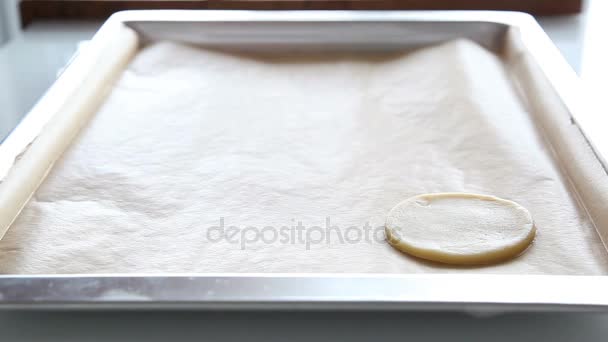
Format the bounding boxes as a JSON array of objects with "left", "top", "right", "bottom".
[{"left": 385, "top": 193, "right": 536, "bottom": 265}]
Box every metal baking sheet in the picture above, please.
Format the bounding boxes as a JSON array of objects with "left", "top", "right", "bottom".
[{"left": 0, "top": 10, "right": 607, "bottom": 311}]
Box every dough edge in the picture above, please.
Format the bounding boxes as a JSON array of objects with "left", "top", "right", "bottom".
[{"left": 385, "top": 193, "right": 537, "bottom": 265}]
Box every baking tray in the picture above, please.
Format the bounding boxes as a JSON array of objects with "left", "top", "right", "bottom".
[{"left": 0, "top": 10, "right": 607, "bottom": 311}]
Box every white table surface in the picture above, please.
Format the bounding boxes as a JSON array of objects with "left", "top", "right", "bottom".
[{"left": 1, "top": 2, "right": 608, "bottom": 340}]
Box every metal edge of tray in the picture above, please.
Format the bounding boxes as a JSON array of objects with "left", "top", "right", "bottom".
[
  {"left": 0, "top": 10, "right": 605, "bottom": 311},
  {"left": 0, "top": 273, "right": 607, "bottom": 311}
]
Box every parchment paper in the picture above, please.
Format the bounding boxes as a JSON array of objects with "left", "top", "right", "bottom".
[{"left": 1, "top": 39, "right": 606, "bottom": 274}]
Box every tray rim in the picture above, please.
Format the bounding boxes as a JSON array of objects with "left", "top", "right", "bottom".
[
  {"left": 0, "top": 273, "right": 607, "bottom": 311},
  {"left": 0, "top": 10, "right": 606, "bottom": 312}
]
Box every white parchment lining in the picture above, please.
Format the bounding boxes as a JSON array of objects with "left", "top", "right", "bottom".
[{"left": 0, "top": 29, "right": 606, "bottom": 275}]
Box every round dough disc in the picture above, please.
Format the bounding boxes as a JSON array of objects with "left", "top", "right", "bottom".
[{"left": 385, "top": 193, "right": 535, "bottom": 265}]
